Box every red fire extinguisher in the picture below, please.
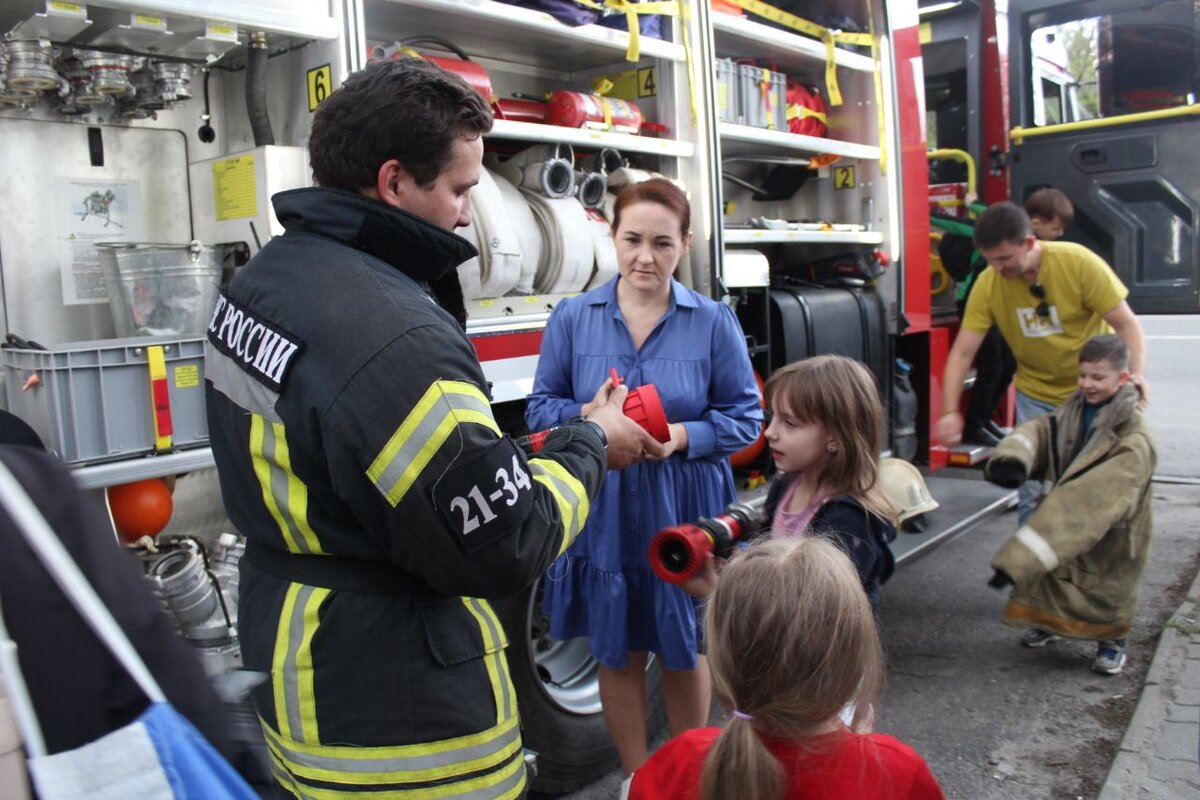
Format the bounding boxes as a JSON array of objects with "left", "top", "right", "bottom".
[
  {"left": 544, "top": 91, "right": 643, "bottom": 134},
  {"left": 372, "top": 37, "right": 494, "bottom": 102}
]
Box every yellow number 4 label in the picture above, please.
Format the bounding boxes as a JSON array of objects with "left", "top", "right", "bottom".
[
  {"left": 307, "top": 64, "right": 332, "bottom": 112},
  {"left": 834, "top": 166, "right": 856, "bottom": 190},
  {"left": 637, "top": 67, "right": 657, "bottom": 98}
]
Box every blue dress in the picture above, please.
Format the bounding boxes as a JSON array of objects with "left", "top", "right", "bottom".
[{"left": 526, "top": 277, "right": 762, "bottom": 670}]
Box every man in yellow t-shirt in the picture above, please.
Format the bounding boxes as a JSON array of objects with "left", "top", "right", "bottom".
[{"left": 934, "top": 202, "right": 1148, "bottom": 522}]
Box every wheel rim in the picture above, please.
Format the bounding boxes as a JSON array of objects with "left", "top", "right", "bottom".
[{"left": 525, "top": 581, "right": 603, "bottom": 716}]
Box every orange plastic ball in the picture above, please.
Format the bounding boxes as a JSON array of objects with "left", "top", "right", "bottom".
[{"left": 108, "top": 478, "right": 174, "bottom": 543}]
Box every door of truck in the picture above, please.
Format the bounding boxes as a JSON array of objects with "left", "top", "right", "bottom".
[{"left": 1008, "top": 0, "right": 1200, "bottom": 313}]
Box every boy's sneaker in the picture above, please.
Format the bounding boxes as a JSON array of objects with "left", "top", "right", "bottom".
[
  {"left": 1092, "top": 640, "right": 1127, "bottom": 675},
  {"left": 1021, "top": 628, "right": 1061, "bottom": 648}
]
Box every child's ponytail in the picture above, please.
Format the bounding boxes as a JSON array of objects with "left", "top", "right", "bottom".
[{"left": 699, "top": 717, "right": 783, "bottom": 800}]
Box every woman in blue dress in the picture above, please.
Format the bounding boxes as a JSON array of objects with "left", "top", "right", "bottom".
[{"left": 526, "top": 178, "right": 762, "bottom": 779}]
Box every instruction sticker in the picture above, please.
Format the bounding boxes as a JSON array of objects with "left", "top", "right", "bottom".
[
  {"left": 174, "top": 364, "right": 200, "bottom": 389},
  {"left": 834, "top": 166, "right": 857, "bottom": 190},
  {"left": 307, "top": 64, "right": 332, "bottom": 112},
  {"left": 54, "top": 178, "right": 146, "bottom": 306},
  {"left": 212, "top": 155, "right": 257, "bottom": 221}
]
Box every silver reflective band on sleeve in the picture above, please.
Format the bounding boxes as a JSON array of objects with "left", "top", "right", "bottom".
[
  {"left": 1015, "top": 525, "right": 1059, "bottom": 572},
  {"left": 1009, "top": 431, "right": 1036, "bottom": 458},
  {"left": 368, "top": 381, "right": 500, "bottom": 507},
  {"left": 528, "top": 458, "right": 590, "bottom": 555}
]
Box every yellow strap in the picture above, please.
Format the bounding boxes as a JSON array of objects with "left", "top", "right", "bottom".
[
  {"left": 574, "top": 0, "right": 679, "bottom": 63},
  {"left": 823, "top": 33, "right": 842, "bottom": 107},
  {"left": 677, "top": 0, "right": 699, "bottom": 124},
  {"left": 867, "top": 0, "right": 886, "bottom": 175},
  {"left": 146, "top": 345, "right": 171, "bottom": 451},
  {"left": 599, "top": 95, "right": 614, "bottom": 129},
  {"left": 787, "top": 105, "right": 828, "bottom": 124}
]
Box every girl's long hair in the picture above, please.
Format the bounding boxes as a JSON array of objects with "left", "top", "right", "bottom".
[
  {"left": 764, "top": 355, "right": 896, "bottom": 524},
  {"left": 699, "top": 537, "right": 885, "bottom": 800}
]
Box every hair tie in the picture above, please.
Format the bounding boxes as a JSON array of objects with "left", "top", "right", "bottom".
[{"left": 731, "top": 710, "right": 754, "bottom": 722}]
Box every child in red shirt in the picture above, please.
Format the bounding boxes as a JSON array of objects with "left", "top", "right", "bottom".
[{"left": 630, "top": 537, "right": 944, "bottom": 800}]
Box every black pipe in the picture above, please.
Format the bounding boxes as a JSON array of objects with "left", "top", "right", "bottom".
[{"left": 246, "top": 31, "right": 274, "bottom": 147}]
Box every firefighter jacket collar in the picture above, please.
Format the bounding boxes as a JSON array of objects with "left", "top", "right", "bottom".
[{"left": 272, "top": 187, "right": 478, "bottom": 282}]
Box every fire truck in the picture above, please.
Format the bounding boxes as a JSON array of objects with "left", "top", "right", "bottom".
[
  {"left": 12, "top": 0, "right": 1175, "bottom": 792},
  {"left": 923, "top": 0, "right": 1199, "bottom": 315}
]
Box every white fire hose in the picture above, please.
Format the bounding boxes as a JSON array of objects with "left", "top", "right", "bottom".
[
  {"left": 454, "top": 147, "right": 677, "bottom": 300},
  {"left": 523, "top": 191, "right": 595, "bottom": 294},
  {"left": 587, "top": 210, "right": 618, "bottom": 290},
  {"left": 454, "top": 167, "right": 522, "bottom": 300},
  {"left": 490, "top": 169, "right": 540, "bottom": 294}
]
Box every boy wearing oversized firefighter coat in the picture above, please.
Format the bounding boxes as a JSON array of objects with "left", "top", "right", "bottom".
[{"left": 985, "top": 334, "right": 1155, "bottom": 675}]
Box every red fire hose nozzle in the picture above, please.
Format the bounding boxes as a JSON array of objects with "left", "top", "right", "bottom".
[
  {"left": 520, "top": 370, "right": 671, "bottom": 454},
  {"left": 648, "top": 502, "right": 765, "bottom": 584}
]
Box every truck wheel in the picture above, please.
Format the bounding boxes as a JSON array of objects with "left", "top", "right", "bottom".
[{"left": 497, "top": 579, "right": 665, "bottom": 795}]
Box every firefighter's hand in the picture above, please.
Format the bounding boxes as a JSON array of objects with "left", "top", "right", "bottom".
[
  {"left": 934, "top": 410, "right": 963, "bottom": 446},
  {"left": 680, "top": 553, "right": 720, "bottom": 599},
  {"left": 579, "top": 376, "right": 616, "bottom": 419},
  {"left": 586, "top": 384, "right": 667, "bottom": 469}
]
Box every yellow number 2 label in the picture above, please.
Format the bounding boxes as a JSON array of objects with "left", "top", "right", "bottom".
[
  {"left": 834, "top": 166, "right": 857, "bottom": 190},
  {"left": 307, "top": 64, "right": 332, "bottom": 112}
]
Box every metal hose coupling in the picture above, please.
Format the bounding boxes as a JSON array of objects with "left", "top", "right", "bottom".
[
  {"left": 520, "top": 158, "right": 576, "bottom": 198},
  {"left": 574, "top": 171, "right": 608, "bottom": 209},
  {"left": 149, "top": 538, "right": 234, "bottom": 646}
]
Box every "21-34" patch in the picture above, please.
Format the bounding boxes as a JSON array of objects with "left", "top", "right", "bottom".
[{"left": 431, "top": 437, "right": 535, "bottom": 553}]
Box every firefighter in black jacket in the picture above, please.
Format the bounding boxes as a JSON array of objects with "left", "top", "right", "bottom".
[{"left": 205, "top": 58, "right": 663, "bottom": 799}]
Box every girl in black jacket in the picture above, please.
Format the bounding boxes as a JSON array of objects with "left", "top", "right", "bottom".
[{"left": 682, "top": 356, "right": 896, "bottom": 607}]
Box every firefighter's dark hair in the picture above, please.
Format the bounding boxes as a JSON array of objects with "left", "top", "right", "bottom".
[
  {"left": 1024, "top": 187, "right": 1075, "bottom": 225},
  {"left": 973, "top": 202, "right": 1033, "bottom": 249},
  {"left": 611, "top": 178, "right": 691, "bottom": 240},
  {"left": 308, "top": 58, "right": 493, "bottom": 191},
  {"left": 1079, "top": 334, "right": 1130, "bottom": 372},
  {"left": 699, "top": 537, "right": 885, "bottom": 800}
]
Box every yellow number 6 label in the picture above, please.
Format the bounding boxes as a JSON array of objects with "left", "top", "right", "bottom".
[{"left": 307, "top": 65, "right": 332, "bottom": 112}]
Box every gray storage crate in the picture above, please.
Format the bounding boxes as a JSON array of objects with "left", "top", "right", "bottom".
[
  {"left": 715, "top": 58, "right": 740, "bottom": 123},
  {"left": 738, "top": 64, "right": 787, "bottom": 130},
  {"left": 4, "top": 337, "right": 208, "bottom": 465}
]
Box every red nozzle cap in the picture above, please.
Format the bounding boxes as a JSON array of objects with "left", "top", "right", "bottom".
[
  {"left": 648, "top": 524, "right": 713, "bottom": 584},
  {"left": 623, "top": 383, "right": 671, "bottom": 443},
  {"left": 609, "top": 367, "right": 622, "bottom": 388}
]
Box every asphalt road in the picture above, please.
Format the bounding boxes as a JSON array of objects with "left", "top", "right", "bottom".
[{"left": 549, "top": 314, "right": 1200, "bottom": 800}]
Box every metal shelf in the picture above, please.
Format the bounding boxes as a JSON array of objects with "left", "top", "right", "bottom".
[
  {"left": 72, "top": 447, "right": 215, "bottom": 490},
  {"left": 724, "top": 229, "right": 883, "bottom": 245},
  {"left": 720, "top": 123, "right": 880, "bottom": 160},
  {"left": 0, "top": 1, "right": 337, "bottom": 44},
  {"left": 712, "top": 14, "right": 874, "bottom": 74},
  {"left": 490, "top": 119, "right": 694, "bottom": 157},
  {"left": 366, "top": 0, "right": 685, "bottom": 73}
]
